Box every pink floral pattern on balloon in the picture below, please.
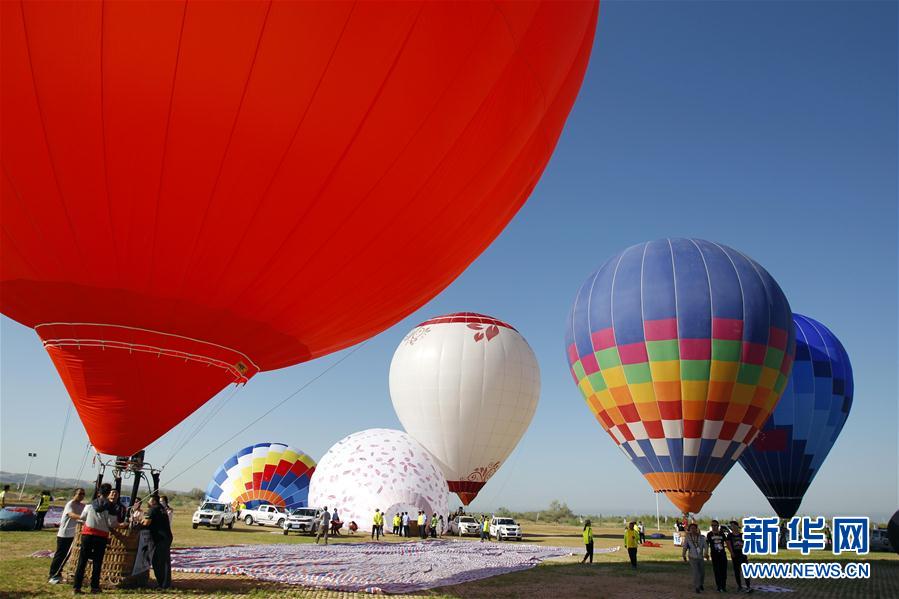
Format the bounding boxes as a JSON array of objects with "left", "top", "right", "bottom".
[
  {"left": 309, "top": 429, "right": 448, "bottom": 533},
  {"left": 466, "top": 462, "right": 501, "bottom": 482},
  {"left": 466, "top": 323, "right": 500, "bottom": 343}
]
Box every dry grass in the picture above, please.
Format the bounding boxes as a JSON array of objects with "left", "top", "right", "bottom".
[{"left": 1, "top": 512, "right": 896, "bottom": 598}]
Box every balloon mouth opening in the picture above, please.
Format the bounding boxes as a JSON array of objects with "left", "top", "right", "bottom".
[
  {"left": 36, "top": 322, "right": 261, "bottom": 456},
  {"left": 36, "top": 322, "right": 260, "bottom": 382},
  {"left": 643, "top": 473, "right": 723, "bottom": 514},
  {"left": 447, "top": 480, "right": 486, "bottom": 506},
  {"left": 765, "top": 496, "right": 804, "bottom": 520}
]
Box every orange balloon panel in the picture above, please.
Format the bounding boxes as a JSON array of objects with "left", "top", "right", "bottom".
[{"left": 1, "top": 1, "right": 598, "bottom": 455}]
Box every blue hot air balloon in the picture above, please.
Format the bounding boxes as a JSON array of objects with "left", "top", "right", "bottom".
[{"left": 738, "top": 314, "right": 853, "bottom": 519}]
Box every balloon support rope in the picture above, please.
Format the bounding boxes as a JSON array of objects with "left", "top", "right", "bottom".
[{"left": 163, "top": 340, "right": 368, "bottom": 488}]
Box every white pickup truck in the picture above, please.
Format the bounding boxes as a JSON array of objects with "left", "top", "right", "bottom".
[
  {"left": 241, "top": 504, "right": 286, "bottom": 528},
  {"left": 192, "top": 501, "right": 237, "bottom": 530},
  {"left": 490, "top": 517, "right": 522, "bottom": 541},
  {"left": 282, "top": 507, "right": 322, "bottom": 535}
]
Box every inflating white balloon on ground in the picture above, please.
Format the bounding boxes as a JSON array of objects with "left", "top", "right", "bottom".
[
  {"left": 308, "top": 429, "right": 448, "bottom": 533},
  {"left": 389, "top": 313, "right": 540, "bottom": 505}
]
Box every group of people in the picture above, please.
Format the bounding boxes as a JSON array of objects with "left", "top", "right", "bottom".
[
  {"left": 580, "top": 518, "right": 752, "bottom": 594},
  {"left": 580, "top": 519, "right": 641, "bottom": 567},
  {"left": 387, "top": 510, "right": 446, "bottom": 539},
  {"left": 681, "top": 520, "right": 752, "bottom": 594},
  {"left": 43, "top": 485, "right": 174, "bottom": 594}
]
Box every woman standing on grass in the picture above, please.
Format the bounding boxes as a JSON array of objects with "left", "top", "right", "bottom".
[{"left": 582, "top": 519, "right": 594, "bottom": 564}]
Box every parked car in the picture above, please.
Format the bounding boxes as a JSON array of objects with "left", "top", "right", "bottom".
[
  {"left": 490, "top": 517, "right": 522, "bottom": 541},
  {"left": 871, "top": 528, "right": 894, "bottom": 552},
  {"left": 191, "top": 501, "right": 237, "bottom": 530},
  {"left": 283, "top": 507, "right": 322, "bottom": 535},
  {"left": 449, "top": 515, "right": 481, "bottom": 537},
  {"left": 241, "top": 504, "right": 286, "bottom": 528}
]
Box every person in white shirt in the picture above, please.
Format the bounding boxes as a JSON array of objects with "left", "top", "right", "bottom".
[
  {"left": 48, "top": 488, "right": 85, "bottom": 584},
  {"left": 682, "top": 523, "right": 709, "bottom": 594},
  {"left": 315, "top": 506, "right": 331, "bottom": 545},
  {"left": 72, "top": 484, "right": 126, "bottom": 594}
]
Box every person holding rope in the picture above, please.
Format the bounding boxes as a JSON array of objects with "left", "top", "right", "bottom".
[{"left": 48, "top": 487, "right": 85, "bottom": 584}]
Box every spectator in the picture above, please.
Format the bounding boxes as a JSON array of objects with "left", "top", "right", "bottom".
[
  {"left": 160, "top": 495, "right": 173, "bottom": 520},
  {"left": 438, "top": 514, "right": 445, "bottom": 536},
  {"left": 624, "top": 521, "right": 640, "bottom": 569},
  {"left": 582, "top": 519, "right": 594, "bottom": 564},
  {"left": 372, "top": 508, "right": 383, "bottom": 540},
  {"left": 142, "top": 494, "right": 173, "bottom": 590},
  {"left": 402, "top": 512, "right": 410, "bottom": 537},
  {"left": 316, "top": 506, "right": 331, "bottom": 545},
  {"left": 480, "top": 515, "right": 490, "bottom": 543},
  {"left": 34, "top": 490, "right": 52, "bottom": 530},
  {"left": 330, "top": 509, "right": 342, "bottom": 536},
  {"left": 429, "top": 513, "right": 438, "bottom": 538},
  {"left": 108, "top": 489, "right": 126, "bottom": 523},
  {"left": 129, "top": 498, "right": 144, "bottom": 528},
  {"left": 707, "top": 520, "right": 729, "bottom": 592},
  {"left": 73, "top": 483, "right": 126, "bottom": 594},
  {"left": 393, "top": 513, "right": 401, "bottom": 535},
  {"left": 638, "top": 521, "right": 646, "bottom": 544},
  {"left": 48, "top": 487, "right": 85, "bottom": 584},
  {"left": 417, "top": 511, "right": 426, "bottom": 539},
  {"left": 0, "top": 484, "right": 9, "bottom": 508},
  {"left": 726, "top": 520, "right": 752, "bottom": 593},
  {"left": 682, "top": 522, "right": 709, "bottom": 593}
]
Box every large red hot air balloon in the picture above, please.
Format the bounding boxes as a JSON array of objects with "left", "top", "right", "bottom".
[{"left": 1, "top": 1, "right": 598, "bottom": 456}]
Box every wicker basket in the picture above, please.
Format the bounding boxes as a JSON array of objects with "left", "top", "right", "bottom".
[{"left": 64, "top": 524, "right": 152, "bottom": 588}]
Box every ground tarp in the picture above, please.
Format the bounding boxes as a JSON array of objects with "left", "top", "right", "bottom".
[{"left": 171, "top": 540, "right": 574, "bottom": 594}]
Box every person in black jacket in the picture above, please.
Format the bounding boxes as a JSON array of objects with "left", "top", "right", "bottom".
[
  {"left": 142, "top": 494, "right": 173, "bottom": 589},
  {"left": 706, "top": 520, "right": 729, "bottom": 592}
]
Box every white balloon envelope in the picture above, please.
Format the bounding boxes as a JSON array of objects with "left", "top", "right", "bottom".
[
  {"left": 308, "top": 428, "right": 448, "bottom": 533},
  {"left": 389, "top": 312, "right": 540, "bottom": 505}
]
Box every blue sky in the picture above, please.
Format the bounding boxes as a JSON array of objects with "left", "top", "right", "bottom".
[{"left": 2, "top": 1, "right": 896, "bottom": 520}]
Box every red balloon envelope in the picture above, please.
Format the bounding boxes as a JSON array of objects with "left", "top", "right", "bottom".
[{"left": 1, "top": 1, "right": 597, "bottom": 455}]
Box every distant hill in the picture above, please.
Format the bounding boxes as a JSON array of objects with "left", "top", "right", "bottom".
[
  {"left": 0, "top": 471, "right": 190, "bottom": 495},
  {"left": 0, "top": 471, "right": 94, "bottom": 490}
]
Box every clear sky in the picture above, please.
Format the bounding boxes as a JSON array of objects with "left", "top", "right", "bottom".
[{"left": 2, "top": 1, "right": 896, "bottom": 521}]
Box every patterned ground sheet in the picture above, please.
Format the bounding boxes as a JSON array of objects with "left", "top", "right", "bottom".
[{"left": 171, "top": 539, "right": 582, "bottom": 594}]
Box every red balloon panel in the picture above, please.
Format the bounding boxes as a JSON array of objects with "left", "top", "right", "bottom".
[{"left": 1, "top": 1, "right": 598, "bottom": 455}]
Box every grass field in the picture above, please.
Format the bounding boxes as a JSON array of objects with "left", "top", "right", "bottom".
[{"left": 1, "top": 507, "right": 896, "bottom": 598}]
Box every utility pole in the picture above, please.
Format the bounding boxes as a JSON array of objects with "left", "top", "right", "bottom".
[
  {"left": 18, "top": 452, "right": 37, "bottom": 499},
  {"left": 655, "top": 492, "right": 660, "bottom": 531}
]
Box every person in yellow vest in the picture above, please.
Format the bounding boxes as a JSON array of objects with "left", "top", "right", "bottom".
[
  {"left": 582, "top": 519, "right": 594, "bottom": 563},
  {"left": 624, "top": 521, "right": 640, "bottom": 569},
  {"left": 480, "top": 515, "right": 490, "bottom": 542},
  {"left": 393, "top": 513, "right": 401, "bottom": 535},
  {"left": 238, "top": 502, "right": 246, "bottom": 520},
  {"left": 417, "top": 511, "right": 426, "bottom": 539},
  {"left": 372, "top": 508, "right": 383, "bottom": 540},
  {"left": 34, "top": 490, "right": 52, "bottom": 530}
]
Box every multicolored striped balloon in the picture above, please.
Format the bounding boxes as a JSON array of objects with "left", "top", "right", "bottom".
[
  {"left": 739, "top": 314, "right": 852, "bottom": 519},
  {"left": 565, "top": 239, "right": 795, "bottom": 514},
  {"left": 205, "top": 442, "right": 316, "bottom": 510}
]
